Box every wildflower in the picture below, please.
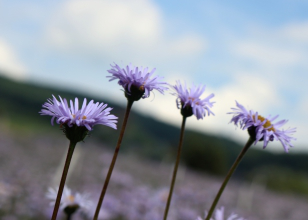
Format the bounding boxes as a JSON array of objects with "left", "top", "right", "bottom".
[
  {"left": 40, "top": 95, "right": 117, "bottom": 130},
  {"left": 197, "top": 207, "right": 246, "bottom": 220},
  {"left": 163, "top": 81, "right": 214, "bottom": 220},
  {"left": 47, "top": 186, "right": 93, "bottom": 216},
  {"left": 107, "top": 63, "right": 168, "bottom": 101},
  {"left": 172, "top": 80, "right": 215, "bottom": 119},
  {"left": 40, "top": 95, "right": 118, "bottom": 142},
  {"left": 94, "top": 62, "right": 167, "bottom": 219},
  {"left": 229, "top": 101, "right": 296, "bottom": 152}
]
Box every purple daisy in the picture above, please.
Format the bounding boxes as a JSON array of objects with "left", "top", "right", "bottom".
[
  {"left": 172, "top": 80, "right": 215, "bottom": 119},
  {"left": 40, "top": 95, "right": 118, "bottom": 131},
  {"left": 47, "top": 186, "right": 93, "bottom": 216},
  {"left": 229, "top": 101, "right": 296, "bottom": 152},
  {"left": 197, "top": 207, "right": 246, "bottom": 220},
  {"left": 107, "top": 63, "right": 168, "bottom": 101}
]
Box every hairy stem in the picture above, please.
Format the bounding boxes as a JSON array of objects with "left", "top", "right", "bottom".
[
  {"left": 163, "top": 116, "right": 187, "bottom": 220},
  {"left": 205, "top": 137, "right": 255, "bottom": 220},
  {"left": 93, "top": 100, "right": 134, "bottom": 220},
  {"left": 51, "top": 141, "right": 77, "bottom": 220}
]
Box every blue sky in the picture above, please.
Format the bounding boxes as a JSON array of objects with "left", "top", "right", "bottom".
[{"left": 0, "top": 0, "right": 307, "bottom": 152}]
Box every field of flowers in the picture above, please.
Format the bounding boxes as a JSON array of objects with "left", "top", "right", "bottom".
[{"left": 0, "top": 127, "right": 307, "bottom": 220}]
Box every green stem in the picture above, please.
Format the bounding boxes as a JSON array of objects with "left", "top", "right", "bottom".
[
  {"left": 204, "top": 137, "right": 255, "bottom": 220},
  {"left": 163, "top": 116, "right": 187, "bottom": 220},
  {"left": 93, "top": 100, "right": 134, "bottom": 220},
  {"left": 51, "top": 141, "right": 77, "bottom": 220}
]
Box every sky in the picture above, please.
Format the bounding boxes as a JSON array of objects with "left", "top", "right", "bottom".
[{"left": 0, "top": 0, "right": 307, "bottom": 153}]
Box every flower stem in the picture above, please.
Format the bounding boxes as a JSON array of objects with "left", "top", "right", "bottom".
[
  {"left": 93, "top": 100, "right": 134, "bottom": 220},
  {"left": 204, "top": 137, "right": 255, "bottom": 220},
  {"left": 163, "top": 116, "right": 187, "bottom": 220},
  {"left": 66, "top": 213, "right": 72, "bottom": 220},
  {"left": 51, "top": 141, "right": 77, "bottom": 220}
]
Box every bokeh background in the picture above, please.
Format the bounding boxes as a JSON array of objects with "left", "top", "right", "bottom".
[{"left": 1, "top": 0, "right": 308, "bottom": 219}]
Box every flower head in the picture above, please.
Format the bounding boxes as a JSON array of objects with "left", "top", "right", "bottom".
[
  {"left": 40, "top": 95, "right": 118, "bottom": 142},
  {"left": 46, "top": 186, "right": 93, "bottom": 216},
  {"left": 229, "top": 101, "right": 296, "bottom": 152},
  {"left": 40, "top": 95, "right": 117, "bottom": 130},
  {"left": 172, "top": 80, "right": 215, "bottom": 119},
  {"left": 196, "top": 207, "right": 246, "bottom": 220},
  {"left": 107, "top": 63, "right": 168, "bottom": 101}
]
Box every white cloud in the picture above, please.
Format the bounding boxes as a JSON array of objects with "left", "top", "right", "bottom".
[
  {"left": 47, "top": 0, "right": 160, "bottom": 49},
  {"left": 230, "top": 21, "right": 308, "bottom": 76},
  {"left": 227, "top": 22, "right": 308, "bottom": 109},
  {"left": 235, "top": 41, "right": 302, "bottom": 67},
  {"left": 281, "top": 21, "right": 308, "bottom": 43},
  {"left": 167, "top": 34, "right": 207, "bottom": 57},
  {"left": 44, "top": 0, "right": 206, "bottom": 63},
  {"left": 0, "top": 38, "right": 27, "bottom": 80}
]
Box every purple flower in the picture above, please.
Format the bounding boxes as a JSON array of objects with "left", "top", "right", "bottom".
[
  {"left": 107, "top": 63, "right": 168, "bottom": 101},
  {"left": 229, "top": 101, "right": 296, "bottom": 152},
  {"left": 196, "top": 207, "right": 246, "bottom": 220},
  {"left": 40, "top": 95, "right": 118, "bottom": 130},
  {"left": 172, "top": 80, "right": 215, "bottom": 119},
  {"left": 46, "top": 186, "right": 93, "bottom": 215}
]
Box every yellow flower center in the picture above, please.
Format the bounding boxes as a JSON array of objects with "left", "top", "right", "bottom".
[
  {"left": 139, "top": 76, "right": 149, "bottom": 91},
  {"left": 253, "top": 115, "right": 275, "bottom": 132},
  {"left": 188, "top": 97, "right": 200, "bottom": 105},
  {"left": 74, "top": 115, "right": 87, "bottom": 120},
  {"left": 68, "top": 195, "right": 75, "bottom": 202},
  {"left": 139, "top": 85, "right": 145, "bottom": 91}
]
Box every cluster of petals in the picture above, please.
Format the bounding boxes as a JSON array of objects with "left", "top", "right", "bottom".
[
  {"left": 107, "top": 63, "right": 168, "bottom": 98},
  {"left": 229, "top": 101, "right": 296, "bottom": 152},
  {"left": 196, "top": 207, "right": 246, "bottom": 220},
  {"left": 40, "top": 95, "right": 118, "bottom": 130},
  {"left": 172, "top": 80, "right": 215, "bottom": 119},
  {"left": 46, "top": 186, "right": 93, "bottom": 213}
]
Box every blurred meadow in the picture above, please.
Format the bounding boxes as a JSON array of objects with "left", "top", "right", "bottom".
[{"left": 1, "top": 0, "right": 308, "bottom": 219}]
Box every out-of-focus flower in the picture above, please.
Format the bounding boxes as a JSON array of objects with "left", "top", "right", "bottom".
[
  {"left": 229, "top": 101, "right": 296, "bottom": 152},
  {"left": 196, "top": 207, "right": 246, "bottom": 220},
  {"left": 172, "top": 80, "right": 215, "bottom": 119},
  {"left": 40, "top": 95, "right": 118, "bottom": 130},
  {"left": 46, "top": 186, "right": 93, "bottom": 216},
  {"left": 107, "top": 63, "right": 168, "bottom": 101}
]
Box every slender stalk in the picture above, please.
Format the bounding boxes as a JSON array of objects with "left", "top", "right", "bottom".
[
  {"left": 163, "top": 116, "right": 187, "bottom": 220},
  {"left": 93, "top": 100, "right": 134, "bottom": 220},
  {"left": 51, "top": 141, "right": 77, "bottom": 220},
  {"left": 204, "top": 137, "right": 255, "bottom": 220}
]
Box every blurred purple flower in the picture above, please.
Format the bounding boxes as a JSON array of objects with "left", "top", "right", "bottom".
[
  {"left": 107, "top": 63, "right": 168, "bottom": 100},
  {"left": 229, "top": 101, "right": 296, "bottom": 152},
  {"left": 40, "top": 95, "right": 118, "bottom": 130},
  {"left": 46, "top": 186, "right": 93, "bottom": 215},
  {"left": 197, "top": 207, "right": 246, "bottom": 220},
  {"left": 172, "top": 80, "right": 215, "bottom": 119}
]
